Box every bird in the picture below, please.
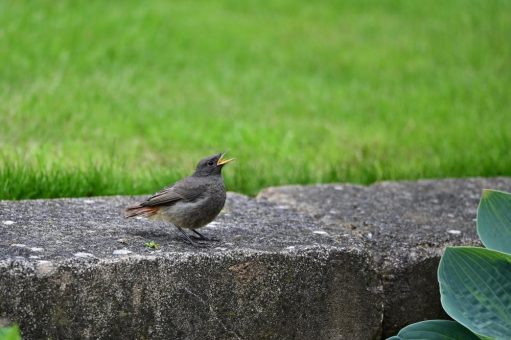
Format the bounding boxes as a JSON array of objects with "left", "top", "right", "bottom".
[{"left": 124, "top": 153, "right": 234, "bottom": 246}]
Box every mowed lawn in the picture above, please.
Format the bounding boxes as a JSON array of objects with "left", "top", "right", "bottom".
[{"left": 0, "top": 0, "right": 510, "bottom": 199}]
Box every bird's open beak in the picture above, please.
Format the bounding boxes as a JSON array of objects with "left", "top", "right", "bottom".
[{"left": 217, "top": 153, "right": 234, "bottom": 166}]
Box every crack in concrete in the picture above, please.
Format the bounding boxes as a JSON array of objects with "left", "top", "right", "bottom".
[{"left": 181, "top": 286, "right": 243, "bottom": 340}]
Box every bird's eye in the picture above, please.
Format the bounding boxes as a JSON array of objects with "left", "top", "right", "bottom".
[{"left": 207, "top": 161, "right": 214, "bottom": 166}]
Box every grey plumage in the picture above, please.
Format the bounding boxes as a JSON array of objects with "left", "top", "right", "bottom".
[{"left": 125, "top": 153, "right": 234, "bottom": 246}]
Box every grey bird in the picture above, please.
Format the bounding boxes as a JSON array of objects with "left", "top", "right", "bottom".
[{"left": 124, "top": 153, "right": 234, "bottom": 246}]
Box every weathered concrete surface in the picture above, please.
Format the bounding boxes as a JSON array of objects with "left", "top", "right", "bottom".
[
  {"left": 3, "top": 177, "right": 510, "bottom": 339},
  {"left": 0, "top": 193, "right": 381, "bottom": 339},
  {"left": 258, "top": 177, "right": 511, "bottom": 337}
]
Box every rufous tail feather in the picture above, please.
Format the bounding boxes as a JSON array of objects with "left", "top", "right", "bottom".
[{"left": 124, "top": 205, "right": 158, "bottom": 218}]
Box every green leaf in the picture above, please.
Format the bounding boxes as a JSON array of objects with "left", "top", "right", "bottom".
[
  {"left": 0, "top": 325, "right": 21, "bottom": 340},
  {"left": 477, "top": 189, "right": 511, "bottom": 254},
  {"left": 388, "top": 320, "right": 478, "bottom": 340},
  {"left": 144, "top": 241, "right": 160, "bottom": 249},
  {"left": 439, "top": 247, "right": 511, "bottom": 339}
]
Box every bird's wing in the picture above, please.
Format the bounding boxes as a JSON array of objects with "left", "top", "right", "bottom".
[{"left": 141, "top": 177, "right": 206, "bottom": 207}]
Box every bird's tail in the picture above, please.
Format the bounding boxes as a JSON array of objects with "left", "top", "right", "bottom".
[{"left": 124, "top": 204, "right": 159, "bottom": 218}]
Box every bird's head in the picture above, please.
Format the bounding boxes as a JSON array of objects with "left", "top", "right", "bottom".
[{"left": 193, "top": 153, "right": 234, "bottom": 177}]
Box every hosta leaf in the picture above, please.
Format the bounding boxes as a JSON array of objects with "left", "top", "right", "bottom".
[
  {"left": 477, "top": 189, "right": 511, "bottom": 254},
  {"left": 387, "top": 320, "right": 478, "bottom": 339},
  {"left": 439, "top": 247, "right": 511, "bottom": 339}
]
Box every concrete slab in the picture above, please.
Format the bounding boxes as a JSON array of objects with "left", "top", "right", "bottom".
[
  {"left": 258, "top": 177, "right": 511, "bottom": 336},
  {"left": 0, "top": 193, "right": 381, "bottom": 339}
]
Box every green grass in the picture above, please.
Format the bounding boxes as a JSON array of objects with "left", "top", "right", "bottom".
[{"left": 1, "top": 0, "right": 510, "bottom": 199}]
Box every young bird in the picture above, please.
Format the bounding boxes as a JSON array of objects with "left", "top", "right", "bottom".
[{"left": 125, "top": 153, "right": 234, "bottom": 246}]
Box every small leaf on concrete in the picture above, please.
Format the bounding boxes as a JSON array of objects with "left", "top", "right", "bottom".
[{"left": 144, "top": 241, "right": 160, "bottom": 249}]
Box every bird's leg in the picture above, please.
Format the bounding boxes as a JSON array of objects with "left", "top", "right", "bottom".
[
  {"left": 175, "top": 226, "right": 198, "bottom": 247},
  {"left": 191, "top": 229, "right": 209, "bottom": 240}
]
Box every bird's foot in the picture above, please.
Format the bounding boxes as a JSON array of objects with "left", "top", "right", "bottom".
[
  {"left": 190, "top": 235, "right": 220, "bottom": 242},
  {"left": 175, "top": 226, "right": 205, "bottom": 247},
  {"left": 191, "top": 230, "right": 219, "bottom": 242},
  {"left": 177, "top": 235, "right": 207, "bottom": 247}
]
